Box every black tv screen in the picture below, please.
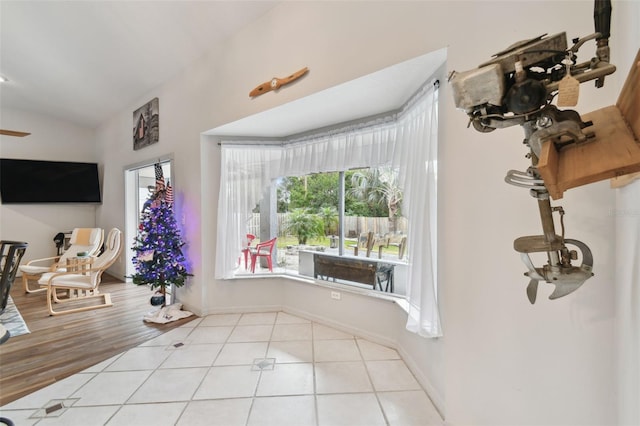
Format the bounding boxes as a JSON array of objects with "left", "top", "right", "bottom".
[{"left": 0, "top": 158, "right": 102, "bottom": 204}]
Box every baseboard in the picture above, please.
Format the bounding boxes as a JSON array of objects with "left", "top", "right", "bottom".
[
  {"left": 396, "top": 344, "right": 445, "bottom": 419},
  {"left": 204, "top": 304, "right": 284, "bottom": 315},
  {"left": 282, "top": 305, "right": 397, "bottom": 348}
]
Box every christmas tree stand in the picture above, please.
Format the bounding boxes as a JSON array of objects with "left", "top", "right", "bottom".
[{"left": 150, "top": 287, "right": 168, "bottom": 306}]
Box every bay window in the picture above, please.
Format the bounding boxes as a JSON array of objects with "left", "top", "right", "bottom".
[{"left": 215, "top": 80, "right": 441, "bottom": 337}]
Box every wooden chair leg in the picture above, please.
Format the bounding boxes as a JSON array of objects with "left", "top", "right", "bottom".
[
  {"left": 23, "top": 273, "right": 46, "bottom": 294},
  {"left": 47, "top": 286, "right": 112, "bottom": 316}
]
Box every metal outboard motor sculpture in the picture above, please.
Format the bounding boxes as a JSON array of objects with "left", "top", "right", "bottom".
[{"left": 449, "top": 0, "right": 615, "bottom": 303}]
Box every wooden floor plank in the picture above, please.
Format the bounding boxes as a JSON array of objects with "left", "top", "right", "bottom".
[{"left": 0, "top": 274, "right": 198, "bottom": 406}]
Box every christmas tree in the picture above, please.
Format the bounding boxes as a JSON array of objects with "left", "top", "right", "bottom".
[{"left": 130, "top": 164, "right": 191, "bottom": 304}]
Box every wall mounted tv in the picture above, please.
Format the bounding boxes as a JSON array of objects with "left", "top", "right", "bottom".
[{"left": 0, "top": 158, "right": 102, "bottom": 204}]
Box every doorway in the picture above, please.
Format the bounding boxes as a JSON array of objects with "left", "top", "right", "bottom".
[{"left": 124, "top": 159, "right": 172, "bottom": 281}]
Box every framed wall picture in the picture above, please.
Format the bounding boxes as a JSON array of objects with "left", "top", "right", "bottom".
[{"left": 133, "top": 98, "right": 159, "bottom": 151}]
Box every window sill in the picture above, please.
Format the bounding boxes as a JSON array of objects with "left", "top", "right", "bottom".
[{"left": 222, "top": 272, "right": 409, "bottom": 313}]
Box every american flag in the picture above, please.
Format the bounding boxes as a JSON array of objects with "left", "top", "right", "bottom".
[
  {"left": 165, "top": 181, "right": 174, "bottom": 205},
  {"left": 154, "top": 163, "right": 165, "bottom": 192}
]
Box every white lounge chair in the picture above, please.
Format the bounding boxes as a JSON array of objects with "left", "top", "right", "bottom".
[
  {"left": 38, "top": 228, "right": 121, "bottom": 316},
  {"left": 20, "top": 228, "right": 103, "bottom": 293}
]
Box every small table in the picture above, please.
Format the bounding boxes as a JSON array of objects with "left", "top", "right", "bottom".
[
  {"left": 65, "top": 256, "right": 94, "bottom": 297},
  {"left": 66, "top": 256, "right": 93, "bottom": 273}
]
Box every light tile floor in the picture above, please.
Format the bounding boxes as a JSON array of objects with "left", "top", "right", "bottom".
[{"left": 0, "top": 311, "right": 443, "bottom": 426}]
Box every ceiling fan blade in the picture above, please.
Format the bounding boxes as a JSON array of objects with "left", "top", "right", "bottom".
[{"left": 0, "top": 129, "right": 31, "bottom": 137}]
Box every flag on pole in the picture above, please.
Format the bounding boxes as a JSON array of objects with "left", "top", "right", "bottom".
[
  {"left": 154, "top": 163, "right": 165, "bottom": 192},
  {"left": 165, "top": 181, "right": 174, "bottom": 205}
]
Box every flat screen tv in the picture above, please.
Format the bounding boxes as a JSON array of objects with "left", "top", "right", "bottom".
[{"left": 0, "top": 158, "right": 102, "bottom": 204}]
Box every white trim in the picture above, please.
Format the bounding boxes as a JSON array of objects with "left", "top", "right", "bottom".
[
  {"left": 122, "top": 153, "right": 174, "bottom": 173},
  {"left": 397, "top": 344, "right": 445, "bottom": 419},
  {"left": 204, "top": 304, "right": 283, "bottom": 315}
]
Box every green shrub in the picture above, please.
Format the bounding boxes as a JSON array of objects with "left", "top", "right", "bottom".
[{"left": 286, "top": 208, "right": 325, "bottom": 244}]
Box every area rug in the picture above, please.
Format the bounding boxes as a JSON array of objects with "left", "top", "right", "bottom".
[{"left": 0, "top": 296, "right": 30, "bottom": 338}]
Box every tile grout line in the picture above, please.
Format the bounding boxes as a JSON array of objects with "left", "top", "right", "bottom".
[
  {"left": 178, "top": 320, "right": 218, "bottom": 424},
  {"left": 128, "top": 322, "right": 201, "bottom": 424},
  {"left": 357, "top": 338, "right": 392, "bottom": 426},
  {"left": 58, "top": 347, "right": 137, "bottom": 424},
  {"left": 174, "top": 314, "right": 234, "bottom": 425},
  {"left": 311, "top": 320, "right": 320, "bottom": 426},
  {"left": 245, "top": 311, "right": 277, "bottom": 426}
]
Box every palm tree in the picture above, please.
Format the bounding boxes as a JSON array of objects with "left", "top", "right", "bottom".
[
  {"left": 319, "top": 206, "right": 339, "bottom": 235},
  {"left": 348, "top": 166, "right": 403, "bottom": 232},
  {"left": 285, "top": 208, "right": 325, "bottom": 245}
]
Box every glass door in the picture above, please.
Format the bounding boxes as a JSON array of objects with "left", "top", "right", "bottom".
[{"left": 124, "top": 160, "right": 172, "bottom": 281}]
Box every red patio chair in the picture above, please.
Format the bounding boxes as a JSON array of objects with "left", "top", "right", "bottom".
[
  {"left": 239, "top": 234, "right": 256, "bottom": 269},
  {"left": 250, "top": 237, "right": 277, "bottom": 273}
]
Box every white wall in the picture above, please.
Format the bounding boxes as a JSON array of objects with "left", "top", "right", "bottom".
[
  {"left": 92, "top": 38, "right": 230, "bottom": 281},
  {"left": 613, "top": 5, "right": 640, "bottom": 420},
  {"left": 615, "top": 180, "right": 640, "bottom": 426},
  {"left": 11, "top": 1, "right": 636, "bottom": 424},
  {"left": 0, "top": 108, "right": 98, "bottom": 261}
]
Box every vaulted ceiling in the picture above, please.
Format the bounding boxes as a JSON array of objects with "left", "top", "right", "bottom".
[
  {"left": 0, "top": 1, "right": 279, "bottom": 129},
  {"left": 1, "top": 1, "right": 447, "bottom": 139}
]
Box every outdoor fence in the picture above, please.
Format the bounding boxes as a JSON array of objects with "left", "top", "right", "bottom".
[{"left": 246, "top": 213, "right": 407, "bottom": 238}]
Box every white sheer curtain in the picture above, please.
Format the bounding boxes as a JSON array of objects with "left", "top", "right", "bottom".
[
  {"left": 280, "top": 119, "right": 396, "bottom": 177},
  {"left": 391, "top": 83, "right": 441, "bottom": 337},
  {"left": 215, "top": 81, "right": 441, "bottom": 337},
  {"left": 215, "top": 145, "right": 282, "bottom": 279}
]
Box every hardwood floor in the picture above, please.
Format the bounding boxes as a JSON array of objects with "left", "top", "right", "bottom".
[{"left": 0, "top": 274, "right": 198, "bottom": 406}]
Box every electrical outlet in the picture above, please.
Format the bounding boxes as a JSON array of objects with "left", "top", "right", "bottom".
[{"left": 331, "top": 291, "right": 341, "bottom": 300}]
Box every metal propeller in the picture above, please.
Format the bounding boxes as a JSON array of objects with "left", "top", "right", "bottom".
[{"left": 519, "top": 238, "right": 594, "bottom": 304}]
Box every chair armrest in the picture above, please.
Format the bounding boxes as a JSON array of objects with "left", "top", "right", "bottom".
[
  {"left": 254, "top": 247, "right": 274, "bottom": 255},
  {"left": 43, "top": 265, "right": 102, "bottom": 285},
  {"left": 26, "top": 256, "right": 61, "bottom": 266}
]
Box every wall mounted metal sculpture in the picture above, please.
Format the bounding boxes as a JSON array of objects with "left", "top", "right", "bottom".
[{"left": 449, "top": 0, "right": 617, "bottom": 303}]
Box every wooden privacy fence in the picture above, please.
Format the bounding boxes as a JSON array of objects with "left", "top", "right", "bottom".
[
  {"left": 341, "top": 216, "right": 408, "bottom": 237},
  {"left": 246, "top": 213, "right": 407, "bottom": 238}
]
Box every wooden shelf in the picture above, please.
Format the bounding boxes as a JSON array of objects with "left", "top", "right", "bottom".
[
  {"left": 537, "top": 49, "right": 640, "bottom": 199},
  {"left": 538, "top": 106, "right": 640, "bottom": 199}
]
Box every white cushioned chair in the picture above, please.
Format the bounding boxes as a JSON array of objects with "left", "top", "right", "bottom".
[
  {"left": 20, "top": 228, "right": 104, "bottom": 293},
  {"left": 38, "top": 228, "right": 121, "bottom": 316}
]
